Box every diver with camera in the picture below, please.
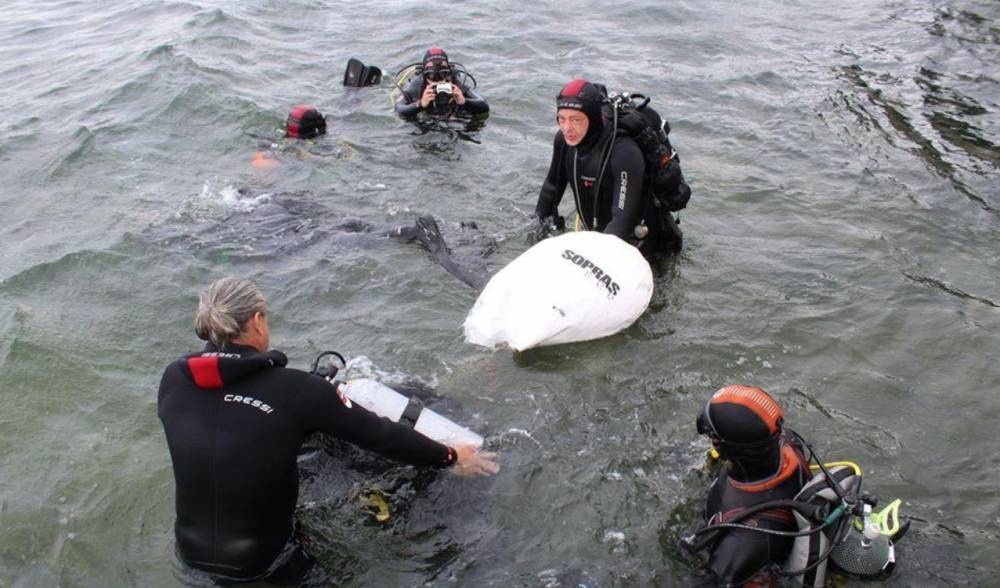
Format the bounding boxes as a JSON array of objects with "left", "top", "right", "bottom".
[{"left": 393, "top": 47, "right": 489, "bottom": 122}]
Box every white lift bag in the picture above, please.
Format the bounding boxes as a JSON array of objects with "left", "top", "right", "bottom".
[{"left": 464, "top": 231, "right": 654, "bottom": 351}]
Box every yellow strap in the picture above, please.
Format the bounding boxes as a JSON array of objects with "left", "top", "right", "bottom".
[
  {"left": 809, "top": 460, "right": 862, "bottom": 476},
  {"left": 390, "top": 64, "right": 420, "bottom": 108}
]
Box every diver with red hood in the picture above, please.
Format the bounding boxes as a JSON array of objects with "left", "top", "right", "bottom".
[
  {"left": 251, "top": 104, "right": 359, "bottom": 169},
  {"left": 534, "top": 79, "right": 685, "bottom": 254},
  {"left": 394, "top": 47, "right": 489, "bottom": 120}
]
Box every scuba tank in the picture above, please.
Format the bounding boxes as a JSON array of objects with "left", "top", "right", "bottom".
[
  {"left": 309, "top": 351, "right": 484, "bottom": 448},
  {"left": 785, "top": 462, "right": 901, "bottom": 585},
  {"left": 340, "top": 378, "right": 484, "bottom": 447},
  {"left": 829, "top": 502, "right": 896, "bottom": 577}
]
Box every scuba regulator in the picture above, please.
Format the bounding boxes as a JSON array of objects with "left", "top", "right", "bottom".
[{"left": 309, "top": 350, "right": 346, "bottom": 382}]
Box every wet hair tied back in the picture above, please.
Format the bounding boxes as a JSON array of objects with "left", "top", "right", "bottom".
[{"left": 194, "top": 277, "right": 267, "bottom": 349}]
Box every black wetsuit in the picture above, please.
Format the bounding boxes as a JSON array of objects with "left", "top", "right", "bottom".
[
  {"left": 702, "top": 439, "right": 810, "bottom": 586},
  {"left": 157, "top": 343, "right": 455, "bottom": 582},
  {"left": 394, "top": 75, "right": 489, "bottom": 120},
  {"left": 535, "top": 126, "right": 647, "bottom": 241}
]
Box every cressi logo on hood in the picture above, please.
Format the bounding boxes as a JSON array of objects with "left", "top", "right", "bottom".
[{"left": 182, "top": 350, "right": 288, "bottom": 389}]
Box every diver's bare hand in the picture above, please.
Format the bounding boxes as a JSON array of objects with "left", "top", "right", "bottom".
[
  {"left": 451, "top": 444, "right": 499, "bottom": 477},
  {"left": 420, "top": 84, "right": 437, "bottom": 108},
  {"left": 452, "top": 83, "right": 466, "bottom": 105}
]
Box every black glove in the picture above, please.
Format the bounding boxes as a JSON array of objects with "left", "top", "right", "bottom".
[
  {"left": 539, "top": 215, "right": 565, "bottom": 231},
  {"left": 532, "top": 215, "right": 564, "bottom": 242}
]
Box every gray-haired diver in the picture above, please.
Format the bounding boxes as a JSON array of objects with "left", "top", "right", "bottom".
[{"left": 160, "top": 278, "right": 498, "bottom": 585}]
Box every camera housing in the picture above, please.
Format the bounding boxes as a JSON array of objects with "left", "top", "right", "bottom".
[{"left": 434, "top": 82, "right": 453, "bottom": 103}]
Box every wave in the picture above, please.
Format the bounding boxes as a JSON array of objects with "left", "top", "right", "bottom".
[{"left": 902, "top": 271, "right": 999, "bottom": 308}]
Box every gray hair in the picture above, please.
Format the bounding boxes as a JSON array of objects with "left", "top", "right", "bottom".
[{"left": 194, "top": 277, "right": 268, "bottom": 349}]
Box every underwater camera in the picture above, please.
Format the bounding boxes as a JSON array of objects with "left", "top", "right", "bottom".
[{"left": 434, "top": 82, "right": 453, "bottom": 103}]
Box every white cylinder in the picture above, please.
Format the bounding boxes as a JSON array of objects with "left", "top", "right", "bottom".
[
  {"left": 340, "top": 378, "right": 484, "bottom": 448},
  {"left": 414, "top": 407, "right": 484, "bottom": 448},
  {"left": 340, "top": 378, "right": 408, "bottom": 422}
]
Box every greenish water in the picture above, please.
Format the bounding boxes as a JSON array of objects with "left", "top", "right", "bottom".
[{"left": 1, "top": 0, "right": 998, "bottom": 585}]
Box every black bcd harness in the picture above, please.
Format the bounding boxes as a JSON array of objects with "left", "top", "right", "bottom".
[{"left": 604, "top": 92, "right": 691, "bottom": 213}]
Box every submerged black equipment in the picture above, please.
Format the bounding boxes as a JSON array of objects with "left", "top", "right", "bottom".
[
  {"left": 309, "top": 350, "right": 346, "bottom": 379},
  {"left": 343, "top": 58, "right": 382, "bottom": 87}
]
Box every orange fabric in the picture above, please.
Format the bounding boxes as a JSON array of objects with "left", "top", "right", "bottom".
[
  {"left": 251, "top": 152, "right": 278, "bottom": 169},
  {"left": 711, "top": 385, "right": 783, "bottom": 434},
  {"left": 728, "top": 443, "right": 805, "bottom": 493}
]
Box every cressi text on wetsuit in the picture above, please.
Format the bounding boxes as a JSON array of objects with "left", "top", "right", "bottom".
[{"left": 157, "top": 343, "right": 456, "bottom": 581}]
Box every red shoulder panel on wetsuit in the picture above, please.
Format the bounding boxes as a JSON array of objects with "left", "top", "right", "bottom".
[{"left": 188, "top": 356, "right": 224, "bottom": 389}]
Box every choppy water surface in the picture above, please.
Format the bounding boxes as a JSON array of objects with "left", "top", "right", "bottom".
[{"left": 1, "top": 0, "right": 998, "bottom": 585}]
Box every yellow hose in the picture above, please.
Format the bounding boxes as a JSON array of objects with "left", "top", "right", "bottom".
[
  {"left": 389, "top": 65, "right": 420, "bottom": 108},
  {"left": 809, "top": 460, "right": 862, "bottom": 476}
]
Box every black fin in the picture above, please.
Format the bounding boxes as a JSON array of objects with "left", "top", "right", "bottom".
[
  {"left": 343, "top": 58, "right": 382, "bottom": 87},
  {"left": 890, "top": 518, "right": 911, "bottom": 543},
  {"left": 413, "top": 215, "right": 445, "bottom": 255},
  {"left": 412, "top": 216, "right": 484, "bottom": 289}
]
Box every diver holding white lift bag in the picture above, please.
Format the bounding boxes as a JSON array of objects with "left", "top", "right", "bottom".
[{"left": 310, "top": 351, "right": 484, "bottom": 448}]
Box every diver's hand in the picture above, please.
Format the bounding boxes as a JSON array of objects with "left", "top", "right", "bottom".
[
  {"left": 536, "top": 214, "right": 564, "bottom": 233},
  {"left": 420, "top": 84, "right": 437, "bottom": 108},
  {"left": 452, "top": 83, "right": 466, "bottom": 105},
  {"left": 451, "top": 444, "right": 499, "bottom": 477},
  {"left": 529, "top": 215, "right": 555, "bottom": 244}
]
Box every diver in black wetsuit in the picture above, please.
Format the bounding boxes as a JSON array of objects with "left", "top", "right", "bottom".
[
  {"left": 394, "top": 47, "right": 489, "bottom": 121},
  {"left": 534, "top": 79, "right": 682, "bottom": 254},
  {"left": 158, "top": 277, "right": 498, "bottom": 585},
  {"left": 694, "top": 385, "right": 810, "bottom": 586}
]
